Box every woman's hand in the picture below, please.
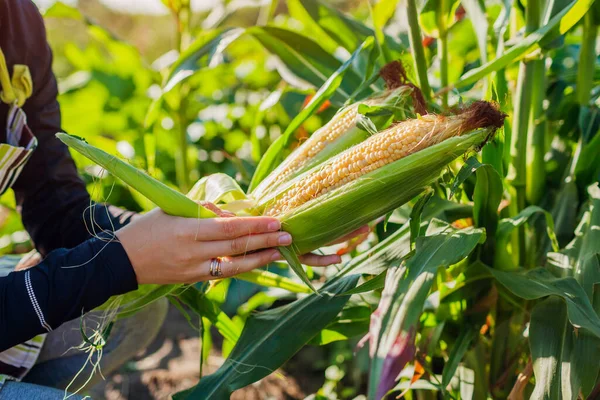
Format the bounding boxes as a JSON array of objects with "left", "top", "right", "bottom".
[
  {"left": 116, "top": 207, "right": 370, "bottom": 285},
  {"left": 116, "top": 208, "right": 291, "bottom": 284}
]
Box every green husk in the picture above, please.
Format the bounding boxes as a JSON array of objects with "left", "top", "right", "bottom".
[
  {"left": 251, "top": 86, "right": 415, "bottom": 200},
  {"left": 277, "top": 129, "right": 491, "bottom": 255},
  {"left": 56, "top": 133, "right": 216, "bottom": 219},
  {"left": 57, "top": 127, "right": 491, "bottom": 289}
]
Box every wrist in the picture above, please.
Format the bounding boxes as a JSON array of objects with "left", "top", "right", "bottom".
[
  {"left": 93, "top": 231, "right": 139, "bottom": 294},
  {"left": 115, "top": 224, "right": 148, "bottom": 285}
]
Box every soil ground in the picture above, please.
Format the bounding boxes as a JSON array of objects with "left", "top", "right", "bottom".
[{"left": 89, "top": 303, "right": 323, "bottom": 400}]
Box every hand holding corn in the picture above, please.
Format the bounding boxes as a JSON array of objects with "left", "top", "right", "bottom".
[{"left": 115, "top": 206, "right": 367, "bottom": 284}]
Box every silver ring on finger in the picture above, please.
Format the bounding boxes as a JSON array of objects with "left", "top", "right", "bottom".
[{"left": 209, "top": 257, "right": 223, "bottom": 277}]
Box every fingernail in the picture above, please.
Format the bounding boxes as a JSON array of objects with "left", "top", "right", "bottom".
[
  {"left": 268, "top": 221, "right": 281, "bottom": 231},
  {"left": 332, "top": 255, "right": 342, "bottom": 264},
  {"left": 278, "top": 233, "right": 292, "bottom": 245},
  {"left": 271, "top": 250, "right": 281, "bottom": 261}
]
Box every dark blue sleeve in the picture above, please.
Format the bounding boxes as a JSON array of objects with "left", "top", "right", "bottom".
[
  {"left": 0, "top": 0, "right": 141, "bottom": 351},
  {"left": 4, "top": 0, "right": 136, "bottom": 255},
  {"left": 0, "top": 233, "right": 138, "bottom": 352}
]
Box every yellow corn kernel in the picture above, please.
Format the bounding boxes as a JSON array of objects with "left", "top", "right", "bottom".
[
  {"left": 267, "top": 105, "right": 360, "bottom": 190},
  {"left": 265, "top": 102, "right": 502, "bottom": 216}
]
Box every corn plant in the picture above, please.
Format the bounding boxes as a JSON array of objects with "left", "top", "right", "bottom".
[{"left": 29, "top": 0, "right": 600, "bottom": 399}]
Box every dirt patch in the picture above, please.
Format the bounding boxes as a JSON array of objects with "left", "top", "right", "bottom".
[{"left": 89, "top": 304, "right": 319, "bottom": 399}]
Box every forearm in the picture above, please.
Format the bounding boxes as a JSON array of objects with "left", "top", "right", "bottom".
[
  {"left": 21, "top": 194, "right": 136, "bottom": 255},
  {"left": 0, "top": 233, "right": 138, "bottom": 352},
  {"left": 5, "top": 0, "right": 136, "bottom": 255}
]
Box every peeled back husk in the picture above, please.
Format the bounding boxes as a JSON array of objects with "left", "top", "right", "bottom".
[
  {"left": 251, "top": 86, "right": 416, "bottom": 201},
  {"left": 277, "top": 129, "right": 491, "bottom": 255}
]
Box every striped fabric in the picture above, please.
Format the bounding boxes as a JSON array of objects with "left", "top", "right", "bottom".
[
  {"left": 0, "top": 335, "right": 46, "bottom": 383},
  {"left": 0, "top": 105, "right": 42, "bottom": 389},
  {"left": 0, "top": 105, "right": 37, "bottom": 195}
]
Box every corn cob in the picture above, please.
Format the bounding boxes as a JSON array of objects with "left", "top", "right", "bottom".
[
  {"left": 251, "top": 86, "right": 415, "bottom": 200},
  {"left": 265, "top": 101, "right": 504, "bottom": 216},
  {"left": 261, "top": 104, "right": 361, "bottom": 193},
  {"left": 57, "top": 101, "right": 505, "bottom": 286}
]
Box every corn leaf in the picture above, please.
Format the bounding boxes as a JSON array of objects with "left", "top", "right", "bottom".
[
  {"left": 441, "top": 325, "right": 478, "bottom": 388},
  {"left": 461, "top": 0, "right": 488, "bottom": 65},
  {"left": 341, "top": 270, "right": 388, "bottom": 295},
  {"left": 526, "top": 187, "right": 600, "bottom": 399},
  {"left": 178, "top": 286, "right": 242, "bottom": 344},
  {"left": 496, "top": 206, "right": 559, "bottom": 252},
  {"left": 529, "top": 297, "right": 571, "bottom": 400},
  {"left": 335, "top": 195, "right": 474, "bottom": 283},
  {"left": 145, "top": 28, "right": 244, "bottom": 127},
  {"left": 310, "top": 305, "right": 372, "bottom": 345},
  {"left": 575, "top": 107, "right": 600, "bottom": 187},
  {"left": 563, "top": 185, "right": 600, "bottom": 396},
  {"left": 103, "top": 284, "right": 181, "bottom": 318},
  {"left": 248, "top": 26, "right": 364, "bottom": 99},
  {"left": 409, "top": 188, "right": 433, "bottom": 250},
  {"left": 236, "top": 269, "right": 312, "bottom": 294},
  {"left": 471, "top": 158, "right": 503, "bottom": 264},
  {"left": 286, "top": 0, "right": 341, "bottom": 53},
  {"left": 368, "top": 221, "right": 485, "bottom": 400},
  {"left": 372, "top": 0, "right": 400, "bottom": 35},
  {"left": 453, "top": 0, "right": 595, "bottom": 89},
  {"left": 287, "top": 0, "right": 405, "bottom": 53},
  {"left": 164, "top": 28, "right": 245, "bottom": 93},
  {"left": 173, "top": 274, "right": 359, "bottom": 400},
  {"left": 277, "top": 245, "right": 316, "bottom": 293},
  {"left": 489, "top": 267, "right": 600, "bottom": 338},
  {"left": 337, "top": 222, "right": 411, "bottom": 278}
]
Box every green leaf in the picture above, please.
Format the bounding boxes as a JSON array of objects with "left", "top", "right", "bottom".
[
  {"left": 341, "top": 270, "right": 387, "bottom": 295},
  {"left": 368, "top": 222, "right": 485, "bottom": 399},
  {"left": 248, "top": 37, "right": 374, "bottom": 191},
  {"left": 453, "top": 0, "right": 595, "bottom": 89},
  {"left": 496, "top": 206, "right": 559, "bottom": 252},
  {"left": 164, "top": 28, "right": 245, "bottom": 93},
  {"left": 410, "top": 188, "right": 434, "bottom": 250},
  {"left": 236, "top": 269, "right": 313, "bottom": 294},
  {"left": 288, "top": 0, "right": 405, "bottom": 53},
  {"left": 575, "top": 107, "right": 600, "bottom": 188},
  {"left": 442, "top": 325, "right": 478, "bottom": 388},
  {"left": 489, "top": 267, "right": 600, "bottom": 338},
  {"left": 472, "top": 158, "right": 503, "bottom": 264},
  {"left": 473, "top": 160, "right": 502, "bottom": 235},
  {"left": 311, "top": 307, "right": 372, "bottom": 345},
  {"left": 278, "top": 246, "right": 316, "bottom": 293},
  {"left": 103, "top": 284, "right": 180, "bottom": 318},
  {"left": 187, "top": 173, "right": 247, "bottom": 204},
  {"left": 461, "top": 0, "right": 489, "bottom": 64},
  {"left": 450, "top": 157, "right": 483, "bottom": 198},
  {"left": 43, "top": 1, "right": 85, "bottom": 20},
  {"left": 248, "top": 26, "right": 364, "bottom": 100},
  {"left": 173, "top": 275, "right": 359, "bottom": 399},
  {"left": 372, "top": 0, "right": 400, "bottom": 32},
  {"left": 337, "top": 222, "right": 412, "bottom": 278},
  {"left": 529, "top": 297, "right": 570, "bottom": 400},
  {"left": 418, "top": 0, "right": 461, "bottom": 37},
  {"left": 529, "top": 186, "right": 600, "bottom": 398},
  {"left": 178, "top": 287, "right": 242, "bottom": 344},
  {"left": 286, "top": 0, "right": 341, "bottom": 53}
]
